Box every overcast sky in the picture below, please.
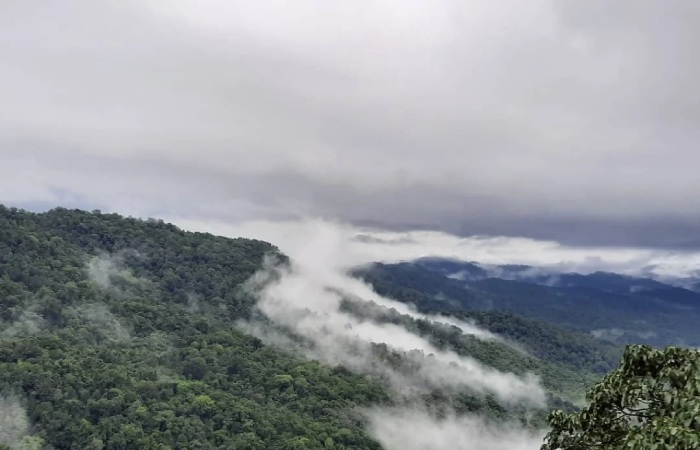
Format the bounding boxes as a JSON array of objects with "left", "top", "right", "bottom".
[{"left": 2, "top": 1, "right": 700, "bottom": 250}]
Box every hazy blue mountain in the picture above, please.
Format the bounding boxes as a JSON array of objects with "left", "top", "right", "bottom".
[
  {"left": 414, "top": 257, "right": 488, "bottom": 281},
  {"left": 669, "top": 277, "right": 700, "bottom": 292},
  {"left": 415, "top": 257, "right": 677, "bottom": 293},
  {"left": 358, "top": 261, "right": 700, "bottom": 347},
  {"left": 550, "top": 272, "right": 672, "bottom": 294}
]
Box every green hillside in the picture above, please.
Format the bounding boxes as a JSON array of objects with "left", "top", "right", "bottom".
[
  {"left": 355, "top": 263, "right": 624, "bottom": 372},
  {"left": 0, "top": 206, "right": 620, "bottom": 449},
  {"left": 0, "top": 206, "right": 388, "bottom": 450}
]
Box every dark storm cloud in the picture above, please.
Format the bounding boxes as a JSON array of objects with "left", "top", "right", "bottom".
[{"left": 2, "top": 0, "right": 700, "bottom": 248}]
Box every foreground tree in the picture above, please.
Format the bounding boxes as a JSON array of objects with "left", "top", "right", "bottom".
[{"left": 542, "top": 345, "right": 700, "bottom": 450}]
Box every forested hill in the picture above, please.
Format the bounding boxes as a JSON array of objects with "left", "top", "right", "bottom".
[
  {"left": 0, "top": 206, "right": 631, "bottom": 449},
  {"left": 0, "top": 206, "right": 389, "bottom": 450}
]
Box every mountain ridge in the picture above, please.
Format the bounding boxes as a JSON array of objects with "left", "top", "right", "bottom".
[
  {"left": 358, "top": 259, "right": 700, "bottom": 347},
  {"left": 0, "top": 205, "right": 692, "bottom": 450}
]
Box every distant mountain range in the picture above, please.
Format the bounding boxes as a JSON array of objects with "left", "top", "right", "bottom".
[
  {"left": 414, "top": 257, "right": 700, "bottom": 293},
  {"left": 356, "top": 257, "right": 700, "bottom": 348}
]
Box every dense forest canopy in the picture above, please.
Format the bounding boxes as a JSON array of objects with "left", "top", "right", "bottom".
[{"left": 0, "top": 206, "right": 388, "bottom": 449}]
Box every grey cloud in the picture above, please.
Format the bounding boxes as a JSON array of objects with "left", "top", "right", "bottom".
[{"left": 2, "top": 1, "right": 700, "bottom": 248}]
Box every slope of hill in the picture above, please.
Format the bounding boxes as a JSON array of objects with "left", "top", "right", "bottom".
[
  {"left": 354, "top": 264, "right": 623, "bottom": 374},
  {"left": 359, "top": 261, "right": 700, "bottom": 347},
  {"left": 0, "top": 206, "right": 650, "bottom": 449},
  {"left": 0, "top": 206, "right": 391, "bottom": 450}
]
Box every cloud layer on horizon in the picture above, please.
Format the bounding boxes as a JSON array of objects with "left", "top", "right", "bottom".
[
  {"left": 2, "top": 1, "right": 700, "bottom": 248},
  {"left": 171, "top": 218, "right": 700, "bottom": 280}
]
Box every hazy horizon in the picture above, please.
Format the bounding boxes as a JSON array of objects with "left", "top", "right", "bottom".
[{"left": 3, "top": 1, "right": 700, "bottom": 254}]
